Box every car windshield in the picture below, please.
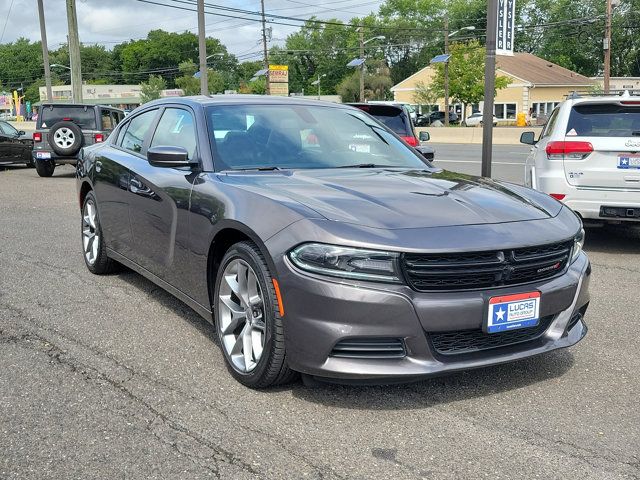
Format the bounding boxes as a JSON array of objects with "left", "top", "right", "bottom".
[
  {"left": 41, "top": 106, "right": 97, "bottom": 129},
  {"left": 206, "top": 104, "right": 430, "bottom": 171},
  {"left": 566, "top": 103, "right": 640, "bottom": 137}
]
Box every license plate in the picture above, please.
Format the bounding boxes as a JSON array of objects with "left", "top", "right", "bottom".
[
  {"left": 618, "top": 154, "right": 640, "bottom": 169},
  {"left": 36, "top": 151, "right": 51, "bottom": 159},
  {"left": 486, "top": 292, "right": 540, "bottom": 333}
]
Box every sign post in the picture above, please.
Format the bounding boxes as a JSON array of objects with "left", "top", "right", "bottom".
[{"left": 482, "top": 0, "right": 515, "bottom": 178}]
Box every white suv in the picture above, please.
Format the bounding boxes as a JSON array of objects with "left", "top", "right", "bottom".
[{"left": 521, "top": 92, "right": 640, "bottom": 224}]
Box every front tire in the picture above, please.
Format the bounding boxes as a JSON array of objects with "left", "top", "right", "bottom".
[
  {"left": 214, "top": 241, "right": 296, "bottom": 388},
  {"left": 35, "top": 159, "right": 55, "bottom": 177},
  {"left": 81, "top": 191, "right": 117, "bottom": 274}
]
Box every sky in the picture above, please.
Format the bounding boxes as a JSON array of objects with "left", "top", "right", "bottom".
[{"left": 0, "top": 0, "right": 384, "bottom": 61}]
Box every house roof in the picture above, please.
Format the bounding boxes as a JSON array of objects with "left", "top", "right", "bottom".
[
  {"left": 496, "top": 52, "right": 592, "bottom": 86},
  {"left": 391, "top": 52, "right": 593, "bottom": 90}
]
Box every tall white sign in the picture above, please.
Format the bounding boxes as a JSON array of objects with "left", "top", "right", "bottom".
[{"left": 496, "top": 0, "right": 515, "bottom": 56}]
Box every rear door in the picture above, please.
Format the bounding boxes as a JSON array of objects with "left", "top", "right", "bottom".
[
  {"left": 563, "top": 101, "right": 640, "bottom": 190},
  {"left": 93, "top": 108, "right": 160, "bottom": 257}
]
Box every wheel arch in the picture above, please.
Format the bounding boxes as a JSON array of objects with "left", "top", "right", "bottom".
[
  {"left": 79, "top": 180, "right": 93, "bottom": 210},
  {"left": 206, "top": 220, "right": 278, "bottom": 313}
]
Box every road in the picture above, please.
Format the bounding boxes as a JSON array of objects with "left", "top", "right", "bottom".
[
  {"left": 1, "top": 164, "right": 639, "bottom": 480},
  {"left": 429, "top": 143, "right": 532, "bottom": 183}
]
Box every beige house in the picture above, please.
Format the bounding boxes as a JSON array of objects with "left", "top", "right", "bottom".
[{"left": 391, "top": 52, "right": 594, "bottom": 123}]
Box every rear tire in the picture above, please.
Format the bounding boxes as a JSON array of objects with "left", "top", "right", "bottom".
[
  {"left": 35, "top": 159, "right": 55, "bottom": 177},
  {"left": 214, "top": 241, "right": 297, "bottom": 388}
]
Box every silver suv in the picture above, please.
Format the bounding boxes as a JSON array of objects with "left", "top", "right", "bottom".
[
  {"left": 521, "top": 92, "right": 640, "bottom": 224},
  {"left": 33, "top": 104, "right": 124, "bottom": 177}
]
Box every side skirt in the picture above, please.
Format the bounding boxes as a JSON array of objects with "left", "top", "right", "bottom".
[{"left": 106, "top": 248, "right": 214, "bottom": 323}]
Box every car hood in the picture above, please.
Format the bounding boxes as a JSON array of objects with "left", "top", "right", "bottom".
[{"left": 220, "top": 168, "right": 562, "bottom": 229}]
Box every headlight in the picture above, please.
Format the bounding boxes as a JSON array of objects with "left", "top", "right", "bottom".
[
  {"left": 288, "top": 243, "right": 401, "bottom": 283},
  {"left": 571, "top": 228, "right": 585, "bottom": 262}
]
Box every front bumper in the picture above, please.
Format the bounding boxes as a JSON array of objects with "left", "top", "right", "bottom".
[{"left": 274, "top": 251, "right": 590, "bottom": 382}]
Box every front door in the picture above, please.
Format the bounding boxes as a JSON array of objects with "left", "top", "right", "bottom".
[{"left": 127, "top": 106, "right": 199, "bottom": 284}]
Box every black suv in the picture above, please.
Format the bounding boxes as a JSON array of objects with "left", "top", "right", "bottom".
[
  {"left": 33, "top": 104, "right": 124, "bottom": 177},
  {"left": 415, "top": 110, "right": 459, "bottom": 126},
  {"left": 346, "top": 103, "right": 435, "bottom": 160}
]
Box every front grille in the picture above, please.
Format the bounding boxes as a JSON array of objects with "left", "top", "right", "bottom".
[
  {"left": 330, "top": 338, "right": 406, "bottom": 359},
  {"left": 402, "top": 240, "right": 573, "bottom": 291},
  {"left": 429, "top": 315, "right": 554, "bottom": 356}
]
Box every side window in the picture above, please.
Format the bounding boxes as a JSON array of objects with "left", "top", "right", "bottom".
[
  {"left": 540, "top": 108, "right": 559, "bottom": 139},
  {"left": 101, "top": 110, "right": 113, "bottom": 130},
  {"left": 110, "top": 111, "right": 120, "bottom": 128},
  {"left": 121, "top": 109, "right": 157, "bottom": 154},
  {"left": 150, "top": 108, "right": 197, "bottom": 159}
]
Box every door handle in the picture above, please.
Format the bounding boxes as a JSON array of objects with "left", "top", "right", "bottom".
[
  {"left": 95, "top": 160, "right": 102, "bottom": 173},
  {"left": 624, "top": 175, "right": 640, "bottom": 183},
  {"left": 129, "top": 177, "right": 154, "bottom": 197}
]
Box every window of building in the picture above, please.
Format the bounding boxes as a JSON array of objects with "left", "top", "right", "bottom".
[
  {"left": 531, "top": 102, "right": 560, "bottom": 118},
  {"left": 494, "top": 103, "right": 517, "bottom": 120}
]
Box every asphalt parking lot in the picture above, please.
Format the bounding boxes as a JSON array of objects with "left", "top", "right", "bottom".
[{"left": 1, "top": 162, "right": 639, "bottom": 479}]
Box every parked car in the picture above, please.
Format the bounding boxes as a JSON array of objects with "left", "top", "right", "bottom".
[
  {"left": 521, "top": 92, "right": 640, "bottom": 224},
  {"left": 463, "top": 112, "right": 498, "bottom": 127},
  {"left": 0, "top": 120, "right": 34, "bottom": 167},
  {"left": 415, "top": 110, "right": 459, "bottom": 126},
  {"left": 366, "top": 100, "right": 418, "bottom": 121},
  {"left": 77, "top": 96, "right": 590, "bottom": 388},
  {"left": 346, "top": 103, "right": 434, "bottom": 160},
  {"left": 32, "top": 104, "right": 125, "bottom": 177}
]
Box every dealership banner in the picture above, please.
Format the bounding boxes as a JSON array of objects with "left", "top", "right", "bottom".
[{"left": 496, "top": 0, "right": 515, "bottom": 56}]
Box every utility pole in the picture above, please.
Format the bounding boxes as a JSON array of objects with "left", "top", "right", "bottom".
[
  {"left": 481, "top": 0, "right": 498, "bottom": 178},
  {"left": 197, "top": 0, "right": 208, "bottom": 95},
  {"left": 359, "top": 28, "right": 365, "bottom": 102},
  {"left": 65, "top": 0, "right": 82, "bottom": 103},
  {"left": 37, "top": 0, "right": 53, "bottom": 102},
  {"left": 260, "top": 0, "right": 270, "bottom": 95},
  {"left": 603, "top": 0, "right": 612, "bottom": 93},
  {"left": 444, "top": 15, "right": 450, "bottom": 127}
]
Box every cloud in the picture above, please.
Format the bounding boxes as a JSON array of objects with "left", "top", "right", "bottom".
[{"left": 0, "top": 0, "right": 381, "bottom": 60}]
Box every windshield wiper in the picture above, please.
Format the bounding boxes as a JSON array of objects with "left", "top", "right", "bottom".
[
  {"left": 233, "top": 166, "right": 282, "bottom": 171},
  {"left": 337, "top": 163, "right": 404, "bottom": 168}
]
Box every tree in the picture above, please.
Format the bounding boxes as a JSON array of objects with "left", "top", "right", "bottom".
[
  {"left": 419, "top": 40, "right": 511, "bottom": 119},
  {"left": 175, "top": 60, "right": 200, "bottom": 95},
  {"left": 140, "top": 75, "right": 166, "bottom": 103},
  {"left": 336, "top": 60, "right": 393, "bottom": 102}
]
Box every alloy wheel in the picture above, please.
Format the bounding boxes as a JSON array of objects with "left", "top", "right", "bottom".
[
  {"left": 218, "top": 259, "right": 266, "bottom": 373},
  {"left": 82, "top": 199, "right": 99, "bottom": 265},
  {"left": 54, "top": 128, "right": 75, "bottom": 148}
]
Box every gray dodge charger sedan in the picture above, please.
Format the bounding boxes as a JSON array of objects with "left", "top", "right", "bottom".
[{"left": 76, "top": 96, "right": 590, "bottom": 388}]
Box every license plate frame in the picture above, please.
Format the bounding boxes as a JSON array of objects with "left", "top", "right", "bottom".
[
  {"left": 36, "top": 151, "right": 52, "bottom": 160},
  {"left": 486, "top": 292, "right": 541, "bottom": 334},
  {"left": 618, "top": 154, "right": 640, "bottom": 169}
]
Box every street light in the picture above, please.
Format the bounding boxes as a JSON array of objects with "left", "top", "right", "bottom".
[
  {"left": 448, "top": 25, "right": 475, "bottom": 38},
  {"left": 206, "top": 53, "right": 224, "bottom": 60},
  {"left": 50, "top": 63, "right": 71, "bottom": 70},
  {"left": 311, "top": 73, "right": 327, "bottom": 99},
  {"left": 347, "top": 33, "right": 385, "bottom": 102}
]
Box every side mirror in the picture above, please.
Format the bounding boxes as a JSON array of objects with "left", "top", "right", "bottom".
[
  {"left": 520, "top": 131, "right": 536, "bottom": 145},
  {"left": 18, "top": 130, "right": 25, "bottom": 136},
  {"left": 147, "top": 146, "right": 194, "bottom": 168},
  {"left": 418, "top": 131, "right": 430, "bottom": 142}
]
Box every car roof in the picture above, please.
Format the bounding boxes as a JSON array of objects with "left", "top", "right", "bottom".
[
  {"left": 141, "top": 94, "right": 349, "bottom": 110},
  {"left": 40, "top": 103, "right": 124, "bottom": 112}
]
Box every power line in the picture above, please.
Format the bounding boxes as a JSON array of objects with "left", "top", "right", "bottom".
[{"left": 0, "top": 0, "right": 15, "bottom": 44}]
